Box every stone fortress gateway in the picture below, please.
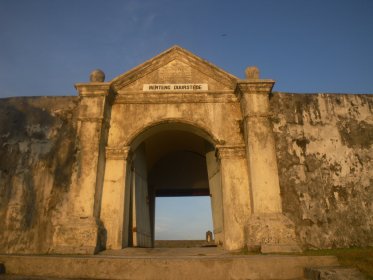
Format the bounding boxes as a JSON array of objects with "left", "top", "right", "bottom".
[{"left": 0, "top": 46, "right": 372, "bottom": 254}]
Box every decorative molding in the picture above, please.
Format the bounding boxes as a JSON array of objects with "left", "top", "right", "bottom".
[
  {"left": 235, "top": 80, "right": 275, "bottom": 97},
  {"left": 216, "top": 145, "right": 246, "bottom": 159},
  {"left": 110, "top": 46, "right": 238, "bottom": 91},
  {"left": 75, "top": 83, "right": 111, "bottom": 97},
  {"left": 114, "top": 91, "right": 238, "bottom": 104},
  {"left": 105, "top": 146, "right": 132, "bottom": 160}
]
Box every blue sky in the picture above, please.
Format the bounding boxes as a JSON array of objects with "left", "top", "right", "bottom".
[
  {"left": 155, "top": 197, "right": 213, "bottom": 240},
  {"left": 1, "top": 0, "right": 372, "bottom": 240},
  {"left": 1, "top": 0, "right": 372, "bottom": 98}
]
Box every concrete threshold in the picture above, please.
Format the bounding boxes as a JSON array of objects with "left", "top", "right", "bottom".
[
  {"left": 99, "top": 247, "right": 227, "bottom": 257},
  {"left": 0, "top": 250, "right": 339, "bottom": 280}
]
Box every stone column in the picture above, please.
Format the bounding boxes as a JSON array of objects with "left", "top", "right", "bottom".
[
  {"left": 100, "top": 147, "right": 133, "bottom": 250},
  {"left": 205, "top": 148, "right": 224, "bottom": 245},
  {"left": 216, "top": 145, "right": 251, "bottom": 251},
  {"left": 236, "top": 67, "right": 301, "bottom": 253},
  {"left": 237, "top": 70, "right": 281, "bottom": 213},
  {"left": 73, "top": 82, "right": 111, "bottom": 217},
  {"left": 52, "top": 70, "right": 112, "bottom": 254}
]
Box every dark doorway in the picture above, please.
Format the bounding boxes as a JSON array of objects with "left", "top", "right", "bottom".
[{"left": 128, "top": 125, "right": 223, "bottom": 247}]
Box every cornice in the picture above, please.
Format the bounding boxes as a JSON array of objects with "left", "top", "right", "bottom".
[
  {"left": 105, "top": 146, "right": 132, "bottom": 160},
  {"left": 75, "top": 83, "right": 111, "bottom": 97},
  {"left": 235, "top": 79, "right": 275, "bottom": 96},
  {"left": 113, "top": 91, "right": 238, "bottom": 104},
  {"left": 110, "top": 46, "right": 238, "bottom": 91},
  {"left": 216, "top": 145, "right": 246, "bottom": 159}
]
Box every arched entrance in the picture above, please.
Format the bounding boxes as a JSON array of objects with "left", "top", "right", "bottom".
[
  {"left": 52, "top": 46, "right": 300, "bottom": 255},
  {"left": 100, "top": 120, "right": 252, "bottom": 252},
  {"left": 125, "top": 123, "right": 224, "bottom": 248}
]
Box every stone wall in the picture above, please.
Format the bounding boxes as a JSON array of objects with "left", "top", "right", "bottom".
[
  {"left": 0, "top": 92, "right": 372, "bottom": 253},
  {"left": 0, "top": 97, "right": 78, "bottom": 253},
  {"left": 270, "top": 93, "right": 373, "bottom": 249}
]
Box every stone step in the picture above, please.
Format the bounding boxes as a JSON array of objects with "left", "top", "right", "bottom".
[
  {"left": 304, "top": 266, "right": 367, "bottom": 280},
  {"left": 0, "top": 276, "right": 81, "bottom": 280},
  {"left": 0, "top": 276, "right": 307, "bottom": 280},
  {"left": 0, "top": 254, "right": 339, "bottom": 280}
]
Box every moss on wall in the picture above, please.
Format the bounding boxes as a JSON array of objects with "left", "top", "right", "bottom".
[
  {"left": 271, "top": 93, "right": 373, "bottom": 249},
  {"left": 0, "top": 97, "right": 79, "bottom": 253}
]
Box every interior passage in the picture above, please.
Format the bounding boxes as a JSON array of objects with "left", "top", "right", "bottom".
[{"left": 128, "top": 125, "right": 223, "bottom": 247}]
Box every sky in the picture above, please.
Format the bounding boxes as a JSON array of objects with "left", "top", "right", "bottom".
[
  {"left": 155, "top": 197, "right": 213, "bottom": 240},
  {"left": 1, "top": 0, "right": 373, "bottom": 98},
  {"left": 1, "top": 0, "right": 372, "bottom": 240}
]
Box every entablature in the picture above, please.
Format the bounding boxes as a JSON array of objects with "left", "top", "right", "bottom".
[{"left": 113, "top": 91, "right": 238, "bottom": 104}]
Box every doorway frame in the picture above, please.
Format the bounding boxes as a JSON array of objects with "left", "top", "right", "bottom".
[{"left": 100, "top": 121, "right": 251, "bottom": 251}]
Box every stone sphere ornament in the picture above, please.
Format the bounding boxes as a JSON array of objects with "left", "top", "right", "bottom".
[{"left": 89, "top": 69, "right": 105, "bottom": 82}]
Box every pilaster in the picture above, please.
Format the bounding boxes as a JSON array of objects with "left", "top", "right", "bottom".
[
  {"left": 52, "top": 72, "right": 113, "bottom": 254},
  {"left": 236, "top": 67, "right": 301, "bottom": 253},
  {"left": 73, "top": 82, "right": 112, "bottom": 217},
  {"left": 216, "top": 145, "right": 251, "bottom": 251},
  {"left": 236, "top": 79, "right": 282, "bottom": 213},
  {"left": 100, "top": 146, "right": 133, "bottom": 250}
]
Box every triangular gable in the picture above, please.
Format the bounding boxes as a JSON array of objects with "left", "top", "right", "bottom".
[{"left": 111, "top": 46, "right": 238, "bottom": 92}]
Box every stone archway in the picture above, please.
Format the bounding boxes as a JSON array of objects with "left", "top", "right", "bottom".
[
  {"left": 52, "top": 46, "right": 301, "bottom": 255},
  {"left": 100, "top": 122, "right": 230, "bottom": 250}
]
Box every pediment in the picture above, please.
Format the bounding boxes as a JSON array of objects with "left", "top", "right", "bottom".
[{"left": 111, "top": 46, "right": 238, "bottom": 92}]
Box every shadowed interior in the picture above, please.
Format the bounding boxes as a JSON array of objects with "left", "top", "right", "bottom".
[
  {"left": 144, "top": 130, "right": 210, "bottom": 197},
  {"left": 129, "top": 127, "right": 221, "bottom": 247}
]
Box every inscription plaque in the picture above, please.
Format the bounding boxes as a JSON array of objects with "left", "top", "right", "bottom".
[{"left": 143, "top": 84, "right": 208, "bottom": 91}]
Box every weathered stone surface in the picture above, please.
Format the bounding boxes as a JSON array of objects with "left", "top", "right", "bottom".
[
  {"left": 270, "top": 93, "right": 373, "bottom": 249},
  {"left": 305, "top": 266, "right": 367, "bottom": 280},
  {"left": 246, "top": 213, "right": 302, "bottom": 253},
  {"left": 245, "top": 66, "right": 260, "bottom": 79},
  {"left": 89, "top": 69, "right": 105, "bottom": 83},
  {"left": 0, "top": 97, "right": 79, "bottom": 254},
  {"left": 51, "top": 217, "right": 101, "bottom": 254},
  {"left": 0, "top": 254, "right": 339, "bottom": 280}
]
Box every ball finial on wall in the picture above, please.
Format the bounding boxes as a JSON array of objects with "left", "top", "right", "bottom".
[
  {"left": 89, "top": 69, "right": 105, "bottom": 82},
  {"left": 245, "top": 66, "right": 260, "bottom": 80}
]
